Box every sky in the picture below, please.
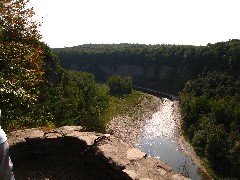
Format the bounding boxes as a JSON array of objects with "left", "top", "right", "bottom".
[{"left": 29, "top": 0, "right": 240, "bottom": 48}]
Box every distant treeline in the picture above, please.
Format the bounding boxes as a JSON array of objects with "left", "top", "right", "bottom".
[
  {"left": 54, "top": 40, "right": 240, "bottom": 179},
  {"left": 54, "top": 40, "right": 240, "bottom": 94}
]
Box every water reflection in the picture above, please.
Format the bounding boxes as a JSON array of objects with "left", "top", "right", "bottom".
[{"left": 136, "top": 98, "right": 207, "bottom": 180}]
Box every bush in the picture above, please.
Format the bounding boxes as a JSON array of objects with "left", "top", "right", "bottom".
[
  {"left": 107, "top": 75, "right": 133, "bottom": 94},
  {"left": 192, "top": 130, "right": 207, "bottom": 147}
]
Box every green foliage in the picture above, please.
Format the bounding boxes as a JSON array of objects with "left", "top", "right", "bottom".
[
  {"left": 54, "top": 40, "right": 240, "bottom": 94},
  {"left": 33, "top": 66, "right": 111, "bottom": 132},
  {"left": 192, "top": 130, "right": 207, "bottom": 147},
  {"left": 107, "top": 75, "right": 133, "bottom": 94},
  {"left": 180, "top": 72, "right": 240, "bottom": 179},
  {"left": 0, "top": 0, "right": 113, "bottom": 132},
  {"left": 106, "top": 90, "right": 154, "bottom": 123},
  {"left": 0, "top": 0, "right": 45, "bottom": 129}
]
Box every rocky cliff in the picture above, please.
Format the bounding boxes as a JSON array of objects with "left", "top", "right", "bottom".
[
  {"left": 70, "top": 63, "right": 183, "bottom": 94},
  {"left": 8, "top": 126, "right": 188, "bottom": 180}
]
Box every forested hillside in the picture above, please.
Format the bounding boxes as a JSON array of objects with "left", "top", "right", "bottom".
[
  {"left": 54, "top": 40, "right": 240, "bottom": 94},
  {"left": 180, "top": 72, "right": 240, "bottom": 179},
  {"left": 54, "top": 41, "right": 240, "bottom": 179}
]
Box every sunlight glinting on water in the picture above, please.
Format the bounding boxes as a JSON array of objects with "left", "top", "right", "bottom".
[
  {"left": 141, "top": 98, "right": 178, "bottom": 142},
  {"left": 136, "top": 98, "right": 209, "bottom": 180}
]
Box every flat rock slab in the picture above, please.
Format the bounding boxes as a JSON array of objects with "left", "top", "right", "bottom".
[
  {"left": 8, "top": 128, "right": 44, "bottom": 146},
  {"left": 8, "top": 126, "right": 189, "bottom": 180},
  {"left": 126, "top": 148, "right": 146, "bottom": 160}
]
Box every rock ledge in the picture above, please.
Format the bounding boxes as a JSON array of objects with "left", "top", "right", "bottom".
[{"left": 8, "top": 126, "right": 189, "bottom": 180}]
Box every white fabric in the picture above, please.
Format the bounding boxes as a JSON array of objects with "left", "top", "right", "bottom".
[
  {"left": 0, "top": 141, "right": 15, "bottom": 180},
  {"left": 0, "top": 110, "right": 7, "bottom": 144},
  {"left": 0, "top": 127, "right": 7, "bottom": 145},
  {"left": 0, "top": 110, "right": 14, "bottom": 179}
]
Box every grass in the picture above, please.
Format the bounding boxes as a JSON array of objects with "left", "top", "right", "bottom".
[{"left": 104, "top": 89, "right": 159, "bottom": 124}]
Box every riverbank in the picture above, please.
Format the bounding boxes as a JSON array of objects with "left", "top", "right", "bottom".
[
  {"left": 107, "top": 95, "right": 212, "bottom": 179},
  {"left": 106, "top": 94, "right": 162, "bottom": 146},
  {"left": 172, "top": 101, "right": 212, "bottom": 179}
]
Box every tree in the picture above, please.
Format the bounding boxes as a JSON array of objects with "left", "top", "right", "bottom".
[
  {"left": 107, "top": 75, "right": 133, "bottom": 94},
  {"left": 180, "top": 72, "right": 240, "bottom": 178},
  {"left": 0, "top": 0, "right": 44, "bottom": 123}
]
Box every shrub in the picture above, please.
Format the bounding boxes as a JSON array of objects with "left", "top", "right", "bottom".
[{"left": 107, "top": 75, "right": 133, "bottom": 94}]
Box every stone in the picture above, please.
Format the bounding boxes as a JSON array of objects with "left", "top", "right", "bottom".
[
  {"left": 8, "top": 126, "right": 189, "bottom": 180},
  {"left": 123, "top": 169, "right": 138, "bottom": 179},
  {"left": 8, "top": 128, "right": 44, "bottom": 146},
  {"left": 66, "top": 131, "right": 98, "bottom": 145},
  {"left": 126, "top": 148, "right": 146, "bottom": 160}
]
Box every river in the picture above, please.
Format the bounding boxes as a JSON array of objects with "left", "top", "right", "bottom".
[{"left": 136, "top": 98, "right": 211, "bottom": 180}]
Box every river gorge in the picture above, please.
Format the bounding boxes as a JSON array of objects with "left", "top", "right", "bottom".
[
  {"left": 107, "top": 94, "right": 212, "bottom": 179},
  {"left": 136, "top": 98, "right": 211, "bottom": 179},
  {"left": 9, "top": 94, "right": 212, "bottom": 179}
]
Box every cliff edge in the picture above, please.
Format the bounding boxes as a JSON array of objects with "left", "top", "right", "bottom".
[{"left": 8, "top": 126, "right": 189, "bottom": 180}]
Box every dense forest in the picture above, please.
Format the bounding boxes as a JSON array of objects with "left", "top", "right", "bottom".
[
  {"left": 54, "top": 40, "right": 240, "bottom": 94},
  {"left": 180, "top": 72, "right": 240, "bottom": 179},
  {"left": 55, "top": 41, "right": 240, "bottom": 179}
]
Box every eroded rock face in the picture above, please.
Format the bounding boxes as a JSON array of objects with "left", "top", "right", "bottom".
[{"left": 8, "top": 126, "right": 189, "bottom": 180}]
